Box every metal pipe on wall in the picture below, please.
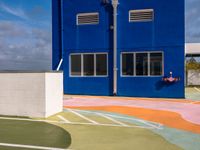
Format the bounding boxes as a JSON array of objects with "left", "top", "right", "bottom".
[
  {"left": 56, "top": 59, "right": 63, "bottom": 71},
  {"left": 112, "top": 0, "right": 119, "bottom": 95}
]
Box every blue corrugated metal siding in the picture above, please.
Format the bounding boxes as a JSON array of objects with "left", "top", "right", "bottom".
[
  {"left": 52, "top": 0, "right": 62, "bottom": 70},
  {"left": 52, "top": 0, "right": 185, "bottom": 98},
  {"left": 61, "top": 0, "right": 114, "bottom": 95}
]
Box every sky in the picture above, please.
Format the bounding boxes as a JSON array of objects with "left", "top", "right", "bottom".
[
  {"left": 0, "top": 0, "right": 199, "bottom": 70},
  {"left": 0, "top": 0, "right": 51, "bottom": 70}
]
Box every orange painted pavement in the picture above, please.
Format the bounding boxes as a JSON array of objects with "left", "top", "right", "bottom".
[{"left": 65, "top": 105, "right": 200, "bottom": 134}]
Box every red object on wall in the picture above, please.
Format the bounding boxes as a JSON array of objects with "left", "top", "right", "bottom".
[{"left": 162, "top": 72, "right": 180, "bottom": 83}]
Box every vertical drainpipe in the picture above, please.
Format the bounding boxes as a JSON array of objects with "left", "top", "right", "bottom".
[
  {"left": 112, "top": 0, "right": 119, "bottom": 96},
  {"left": 56, "top": 0, "right": 64, "bottom": 71}
]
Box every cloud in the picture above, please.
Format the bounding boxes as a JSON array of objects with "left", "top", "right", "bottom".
[
  {"left": 0, "top": 21, "right": 30, "bottom": 37},
  {"left": 27, "top": 5, "right": 50, "bottom": 21},
  {"left": 0, "top": 21, "right": 52, "bottom": 70},
  {"left": 0, "top": 3, "right": 28, "bottom": 20},
  {"left": 0, "top": 1, "right": 52, "bottom": 70}
]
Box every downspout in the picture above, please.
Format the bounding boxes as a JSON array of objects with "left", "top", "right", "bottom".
[
  {"left": 56, "top": 0, "right": 64, "bottom": 71},
  {"left": 112, "top": 0, "right": 119, "bottom": 95}
]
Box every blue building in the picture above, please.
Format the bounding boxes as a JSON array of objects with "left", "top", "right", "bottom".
[{"left": 52, "top": 0, "right": 185, "bottom": 98}]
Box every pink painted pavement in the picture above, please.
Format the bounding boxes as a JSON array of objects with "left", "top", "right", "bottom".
[{"left": 64, "top": 97, "right": 200, "bottom": 125}]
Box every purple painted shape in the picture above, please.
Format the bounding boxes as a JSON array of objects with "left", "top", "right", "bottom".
[{"left": 64, "top": 98, "right": 200, "bottom": 125}]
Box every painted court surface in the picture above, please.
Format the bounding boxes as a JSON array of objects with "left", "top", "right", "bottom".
[{"left": 0, "top": 87, "right": 199, "bottom": 150}]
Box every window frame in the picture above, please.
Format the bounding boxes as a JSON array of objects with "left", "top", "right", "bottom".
[
  {"left": 76, "top": 12, "right": 99, "bottom": 26},
  {"left": 121, "top": 51, "right": 164, "bottom": 77},
  {"left": 69, "top": 53, "right": 108, "bottom": 77}
]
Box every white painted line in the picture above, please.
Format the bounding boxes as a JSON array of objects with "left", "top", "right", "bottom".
[
  {"left": 57, "top": 115, "right": 71, "bottom": 123},
  {"left": 0, "top": 117, "right": 47, "bottom": 123},
  {"left": 0, "top": 142, "right": 68, "bottom": 150},
  {"left": 67, "top": 109, "right": 99, "bottom": 125},
  {"left": 73, "top": 109, "right": 163, "bottom": 129},
  {"left": 0, "top": 116, "right": 66, "bottom": 125},
  {"left": 105, "top": 114, "right": 162, "bottom": 130},
  {"left": 97, "top": 113, "right": 129, "bottom": 127},
  {"left": 194, "top": 87, "right": 200, "bottom": 93},
  {"left": 0, "top": 116, "right": 158, "bottom": 129},
  {"left": 59, "top": 121, "right": 154, "bottom": 129},
  {"left": 59, "top": 121, "right": 155, "bottom": 129}
]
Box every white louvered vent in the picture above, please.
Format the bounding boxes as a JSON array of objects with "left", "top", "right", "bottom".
[
  {"left": 129, "top": 9, "right": 154, "bottom": 22},
  {"left": 77, "top": 13, "right": 99, "bottom": 25}
]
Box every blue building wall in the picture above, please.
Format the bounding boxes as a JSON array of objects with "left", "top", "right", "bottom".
[
  {"left": 52, "top": 0, "right": 185, "bottom": 98},
  {"left": 52, "top": 0, "right": 62, "bottom": 70}
]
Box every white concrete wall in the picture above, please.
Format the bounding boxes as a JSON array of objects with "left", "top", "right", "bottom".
[
  {"left": 0, "top": 72, "right": 63, "bottom": 118},
  {"left": 45, "top": 72, "right": 63, "bottom": 117},
  {"left": 187, "top": 70, "right": 200, "bottom": 86},
  {"left": 185, "top": 43, "right": 200, "bottom": 55}
]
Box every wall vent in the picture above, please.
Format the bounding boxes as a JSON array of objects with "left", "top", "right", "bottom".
[
  {"left": 129, "top": 9, "right": 154, "bottom": 22},
  {"left": 77, "top": 13, "right": 99, "bottom": 25}
]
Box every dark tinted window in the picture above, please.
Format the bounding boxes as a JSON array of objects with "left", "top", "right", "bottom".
[
  {"left": 71, "top": 55, "right": 81, "bottom": 76},
  {"left": 136, "top": 53, "right": 148, "bottom": 76},
  {"left": 83, "top": 54, "right": 94, "bottom": 76},
  {"left": 96, "top": 54, "right": 107, "bottom": 76},
  {"left": 122, "top": 53, "right": 134, "bottom": 76},
  {"left": 150, "top": 53, "right": 163, "bottom": 76}
]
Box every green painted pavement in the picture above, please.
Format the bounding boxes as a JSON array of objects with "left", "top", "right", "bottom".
[
  {"left": 0, "top": 119, "right": 71, "bottom": 149},
  {"left": 55, "top": 123, "right": 183, "bottom": 150}
]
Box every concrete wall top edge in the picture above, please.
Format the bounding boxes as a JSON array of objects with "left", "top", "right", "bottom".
[{"left": 0, "top": 71, "right": 63, "bottom": 74}]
